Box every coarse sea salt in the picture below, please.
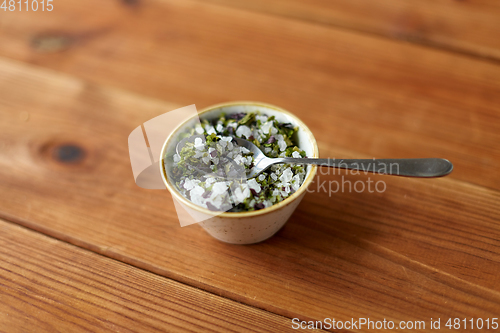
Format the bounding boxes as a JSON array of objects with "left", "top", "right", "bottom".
[
  {"left": 205, "top": 176, "right": 217, "bottom": 186},
  {"left": 183, "top": 178, "right": 196, "bottom": 190},
  {"left": 195, "top": 125, "right": 204, "bottom": 134},
  {"left": 212, "top": 182, "right": 228, "bottom": 196},
  {"left": 234, "top": 184, "right": 251, "bottom": 203},
  {"left": 194, "top": 137, "right": 204, "bottom": 150},
  {"left": 291, "top": 174, "right": 301, "bottom": 191},
  {"left": 261, "top": 121, "right": 273, "bottom": 134},
  {"left": 256, "top": 115, "right": 268, "bottom": 123},
  {"left": 190, "top": 185, "right": 205, "bottom": 198},
  {"left": 236, "top": 125, "right": 253, "bottom": 139},
  {"left": 278, "top": 140, "right": 287, "bottom": 152},
  {"left": 171, "top": 112, "right": 307, "bottom": 212},
  {"left": 280, "top": 168, "right": 293, "bottom": 183},
  {"left": 247, "top": 178, "right": 261, "bottom": 193}
]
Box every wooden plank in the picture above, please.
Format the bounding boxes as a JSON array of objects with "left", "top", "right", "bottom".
[
  {"left": 0, "top": 219, "right": 305, "bottom": 333},
  {"left": 0, "top": 58, "right": 499, "bottom": 332},
  {"left": 0, "top": 0, "right": 499, "bottom": 189},
  {"left": 201, "top": 0, "right": 500, "bottom": 61}
]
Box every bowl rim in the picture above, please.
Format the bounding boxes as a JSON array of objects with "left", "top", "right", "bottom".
[{"left": 159, "top": 101, "right": 319, "bottom": 218}]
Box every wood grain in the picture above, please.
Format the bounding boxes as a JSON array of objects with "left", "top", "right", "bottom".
[
  {"left": 0, "top": 58, "right": 499, "bottom": 332},
  {"left": 0, "top": 219, "right": 306, "bottom": 333},
  {"left": 201, "top": 0, "right": 500, "bottom": 61},
  {"left": 0, "top": 0, "right": 499, "bottom": 190}
]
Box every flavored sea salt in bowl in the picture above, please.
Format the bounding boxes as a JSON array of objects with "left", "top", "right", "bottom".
[{"left": 160, "top": 101, "right": 318, "bottom": 244}]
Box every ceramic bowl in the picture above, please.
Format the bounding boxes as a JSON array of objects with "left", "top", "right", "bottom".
[{"left": 160, "top": 101, "right": 318, "bottom": 244}]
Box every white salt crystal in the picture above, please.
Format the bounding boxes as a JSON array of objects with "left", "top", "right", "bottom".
[
  {"left": 261, "top": 121, "right": 273, "bottom": 134},
  {"left": 206, "top": 126, "right": 216, "bottom": 135},
  {"left": 195, "top": 125, "right": 204, "bottom": 134},
  {"left": 212, "top": 182, "right": 228, "bottom": 196},
  {"left": 205, "top": 177, "right": 216, "bottom": 186},
  {"left": 236, "top": 125, "right": 252, "bottom": 139},
  {"left": 247, "top": 178, "right": 261, "bottom": 193},
  {"left": 194, "top": 137, "right": 204, "bottom": 150},
  {"left": 183, "top": 179, "right": 195, "bottom": 190},
  {"left": 210, "top": 195, "right": 223, "bottom": 208},
  {"left": 280, "top": 168, "right": 293, "bottom": 183},
  {"left": 278, "top": 140, "right": 287, "bottom": 152},
  {"left": 256, "top": 115, "right": 268, "bottom": 123},
  {"left": 233, "top": 184, "right": 250, "bottom": 203},
  {"left": 190, "top": 185, "right": 205, "bottom": 198},
  {"left": 190, "top": 186, "right": 206, "bottom": 207},
  {"left": 253, "top": 129, "right": 262, "bottom": 142},
  {"left": 191, "top": 196, "right": 205, "bottom": 208}
]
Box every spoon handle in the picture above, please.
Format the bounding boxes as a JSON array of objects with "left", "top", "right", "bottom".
[{"left": 277, "top": 158, "right": 453, "bottom": 178}]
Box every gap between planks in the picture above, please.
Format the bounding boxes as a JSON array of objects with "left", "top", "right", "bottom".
[
  {"left": 0, "top": 56, "right": 499, "bottom": 328},
  {"left": 0, "top": 217, "right": 326, "bottom": 332},
  {"left": 191, "top": 0, "right": 500, "bottom": 65}
]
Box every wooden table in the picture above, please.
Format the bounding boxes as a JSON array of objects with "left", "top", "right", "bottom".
[{"left": 0, "top": 0, "right": 499, "bottom": 332}]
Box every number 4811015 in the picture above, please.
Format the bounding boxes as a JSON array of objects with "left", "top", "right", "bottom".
[{"left": 1, "top": 0, "right": 53, "bottom": 11}]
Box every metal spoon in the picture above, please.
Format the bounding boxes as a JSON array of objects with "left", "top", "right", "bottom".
[
  {"left": 232, "top": 137, "right": 453, "bottom": 178},
  {"left": 176, "top": 135, "right": 453, "bottom": 179}
]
